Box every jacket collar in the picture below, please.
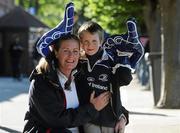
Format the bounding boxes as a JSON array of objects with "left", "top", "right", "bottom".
[{"left": 82, "top": 49, "right": 112, "bottom": 72}]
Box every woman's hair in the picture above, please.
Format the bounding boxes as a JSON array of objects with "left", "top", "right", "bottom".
[
  {"left": 36, "top": 57, "right": 49, "bottom": 74},
  {"left": 78, "top": 21, "right": 104, "bottom": 42},
  {"left": 36, "top": 33, "right": 80, "bottom": 74},
  {"left": 53, "top": 33, "right": 80, "bottom": 51}
]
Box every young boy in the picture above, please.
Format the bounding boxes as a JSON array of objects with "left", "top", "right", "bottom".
[{"left": 76, "top": 21, "right": 139, "bottom": 133}]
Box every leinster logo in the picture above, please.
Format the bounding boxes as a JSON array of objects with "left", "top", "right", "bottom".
[
  {"left": 87, "top": 77, "right": 95, "bottom": 82},
  {"left": 99, "top": 74, "right": 108, "bottom": 82}
]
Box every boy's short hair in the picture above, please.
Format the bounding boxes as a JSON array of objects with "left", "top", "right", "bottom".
[{"left": 78, "top": 21, "right": 104, "bottom": 42}]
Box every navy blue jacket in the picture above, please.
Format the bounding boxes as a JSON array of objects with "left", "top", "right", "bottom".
[{"left": 75, "top": 49, "right": 132, "bottom": 127}]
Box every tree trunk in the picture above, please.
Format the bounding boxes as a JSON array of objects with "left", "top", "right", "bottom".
[
  {"left": 144, "top": 0, "right": 161, "bottom": 106},
  {"left": 157, "top": 0, "right": 180, "bottom": 108}
]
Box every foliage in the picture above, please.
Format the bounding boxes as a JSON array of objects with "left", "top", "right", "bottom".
[
  {"left": 74, "top": 0, "right": 144, "bottom": 34},
  {"left": 37, "top": 0, "right": 66, "bottom": 27},
  {"left": 15, "top": 0, "right": 70, "bottom": 28},
  {"left": 15, "top": 0, "right": 144, "bottom": 34}
]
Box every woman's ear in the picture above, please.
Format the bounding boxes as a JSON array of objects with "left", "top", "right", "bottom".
[
  {"left": 54, "top": 50, "right": 58, "bottom": 58},
  {"left": 50, "top": 45, "right": 58, "bottom": 58}
]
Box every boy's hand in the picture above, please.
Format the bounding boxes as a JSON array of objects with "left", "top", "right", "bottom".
[{"left": 114, "top": 117, "right": 126, "bottom": 133}]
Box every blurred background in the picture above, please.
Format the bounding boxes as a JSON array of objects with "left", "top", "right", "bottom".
[{"left": 0, "top": 0, "right": 180, "bottom": 132}]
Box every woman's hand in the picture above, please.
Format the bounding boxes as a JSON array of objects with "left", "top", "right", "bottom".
[{"left": 90, "top": 91, "right": 110, "bottom": 111}]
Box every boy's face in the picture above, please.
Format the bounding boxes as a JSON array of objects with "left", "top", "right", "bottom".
[{"left": 80, "top": 31, "right": 101, "bottom": 56}]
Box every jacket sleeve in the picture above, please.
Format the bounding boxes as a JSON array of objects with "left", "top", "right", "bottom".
[
  {"left": 114, "top": 66, "right": 133, "bottom": 87},
  {"left": 29, "top": 76, "right": 99, "bottom": 128},
  {"left": 121, "top": 106, "right": 129, "bottom": 125},
  {"left": 111, "top": 66, "right": 131, "bottom": 125}
]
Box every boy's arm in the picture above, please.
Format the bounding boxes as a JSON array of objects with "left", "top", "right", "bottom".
[{"left": 113, "top": 66, "right": 133, "bottom": 86}]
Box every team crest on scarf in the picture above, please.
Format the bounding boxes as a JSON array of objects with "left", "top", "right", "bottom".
[
  {"left": 36, "top": 2, "right": 74, "bottom": 57},
  {"left": 103, "top": 18, "right": 144, "bottom": 69}
]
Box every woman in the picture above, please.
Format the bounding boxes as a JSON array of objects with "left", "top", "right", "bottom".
[{"left": 23, "top": 34, "right": 110, "bottom": 133}]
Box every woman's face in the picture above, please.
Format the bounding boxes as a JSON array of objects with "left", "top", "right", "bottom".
[{"left": 55, "top": 39, "right": 80, "bottom": 75}]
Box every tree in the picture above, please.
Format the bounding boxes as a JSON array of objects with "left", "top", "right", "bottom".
[
  {"left": 15, "top": 0, "right": 70, "bottom": 28},
  {"left": 157, "top": 0, "right": 180, "bottom": 108},
  {"left": 16, "top": 0, "right": 144, "bottom": 33},
  {"left": 144, "top": 0, "right": 162, "bottom": 105},
  {"left": 74, "top": 0, "right": 144, "bottom": 34}
]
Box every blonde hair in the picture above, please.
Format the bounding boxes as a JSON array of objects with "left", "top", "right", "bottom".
[
  {"left": 36, "top": 57, "right": 50, "bottom": 74},
  {"left": 78, "top": 21, "right": 104, "bottom": 43}
]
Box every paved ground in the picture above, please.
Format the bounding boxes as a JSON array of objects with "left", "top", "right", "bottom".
[
  {"left": 0, "top": 75, "right": 180, "bottom": 133},
  {"left": 0, "top": 78, "right": 29, "bottom": 133},
  {"left": 121, "top": 75, "right": 180, "bottom": 133}
]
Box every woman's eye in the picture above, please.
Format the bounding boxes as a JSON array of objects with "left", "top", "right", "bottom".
[
  {"left": 63, "top": 49, "right": 69, "bottom": 53},
  {"left": 73, "top": 50, "right": 79, "bottom": 55}
]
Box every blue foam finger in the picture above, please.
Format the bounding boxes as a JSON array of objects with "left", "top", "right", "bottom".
[
  {"left": 36, "top": 2, "right": 74, "bottom": 57},
  {"left": 102, "top": 18, "right": 144, "bottom": 70}
]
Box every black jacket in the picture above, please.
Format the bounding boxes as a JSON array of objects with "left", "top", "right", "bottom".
[
  {"left": 76, "top": 49, "right": 132, "bottom": 127},
  {"left": 23, "top": 68, "right": 99, "bottom": 133}
]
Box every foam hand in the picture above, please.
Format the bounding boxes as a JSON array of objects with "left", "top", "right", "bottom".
[
  {"left": 36, "top": 2, "right": 74, "bottom": 57},
  {"left": 102, "top": 18, "right": 144, "bottom": 69}
]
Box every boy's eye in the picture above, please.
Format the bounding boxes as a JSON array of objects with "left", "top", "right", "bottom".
[
  {"left": 83, "top": 41, "right": 89, "bottom": 46},
  {"left": 82, "top": 40, "right": 98, "bottom": 46},
  {"left": 93, "top": 41, "right": 98, "bottom": 45},
  {"left": 92, "top": 40, "right": 98, "bottom": 45}
]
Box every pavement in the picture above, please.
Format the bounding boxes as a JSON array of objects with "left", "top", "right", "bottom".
[
  {"left": 0, "top": 77, "right": 29, "bottom": 133},
  {"left": 0, "top": 75, "right": 180, "bottom": 133},
  {"left": 121, "top": 75, "right": 180, "bottom": 133}
]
